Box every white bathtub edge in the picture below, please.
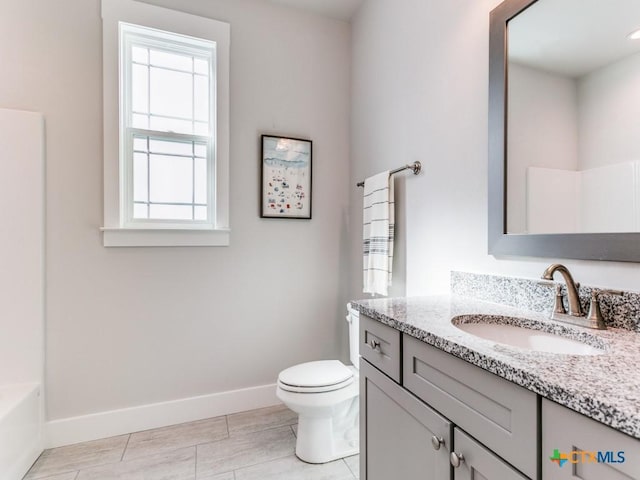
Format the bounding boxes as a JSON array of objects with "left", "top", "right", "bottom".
[
  {"left": 46, "top": 383, "right": 280, "bottom": 448},
  {"left": 0, "top": 383, "right": 43, "bottom": 480},
  {"left": 6, "top": 435, "right": 43, "bottom": 480}
]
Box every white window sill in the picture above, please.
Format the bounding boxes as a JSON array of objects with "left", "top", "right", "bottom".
[{"left": 101, "top": 227, "right": 230, "bottom": 247}]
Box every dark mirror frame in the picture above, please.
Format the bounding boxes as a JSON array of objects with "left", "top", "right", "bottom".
[{"left": 488, "top": 0, "right": 640, "bottom": 262}]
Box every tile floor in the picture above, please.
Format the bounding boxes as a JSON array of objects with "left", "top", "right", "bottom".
[{"left": 24, "top": 405, "right": 360, "bottom": 480}]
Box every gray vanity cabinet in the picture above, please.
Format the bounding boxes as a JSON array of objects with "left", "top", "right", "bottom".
[
  {"left": 542, "top": 399, "right": 640, "bottom": 480},
  {"left": 360, "top": 359, "right": 451, "bottom": 480},
  {"left": 402, "top": 335, "right": 538, "bottom": 478},
  {"left": 359, "top": 315, "right": 537, "bottom": 480},
  {"left": 359, "top": 314, "right": 640, "bottom": 480},
  {"left": 453, "top": 428, "right": 528, "bottom": 480}
]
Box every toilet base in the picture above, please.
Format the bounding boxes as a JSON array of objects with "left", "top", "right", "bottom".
[
  {"left": 276, "top": 362, "right": 360, "bottom": 464},
  {"left": 293, "top": 396, "right": 359, "bottom": 464}
]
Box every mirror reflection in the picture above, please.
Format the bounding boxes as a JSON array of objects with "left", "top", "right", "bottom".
[{"left": 506, "top": 0, "right": 640, "bottom": 234}]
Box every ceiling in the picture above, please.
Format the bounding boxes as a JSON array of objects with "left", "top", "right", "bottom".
[
  {"left": 265, "top": 0, "right": 363, "bottom": 22},
  {"left": 508, "top": 0, "right": 640, "bottom": 77}
]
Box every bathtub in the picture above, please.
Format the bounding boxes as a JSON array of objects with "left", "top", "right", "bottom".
[{"left": 0, "top": 383, "right": 43, "bottom": 480}]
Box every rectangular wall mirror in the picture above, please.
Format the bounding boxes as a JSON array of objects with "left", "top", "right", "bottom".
[{"left": 489, "top": 0, "right": 640, "bottom": 261}]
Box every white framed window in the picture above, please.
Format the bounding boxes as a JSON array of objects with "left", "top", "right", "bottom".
[
  {"left": 101, "top": 0, "right": 230, "bottom": 247},
  {"left": 121, "top": 24, "right": 215, "bottom": 226}
]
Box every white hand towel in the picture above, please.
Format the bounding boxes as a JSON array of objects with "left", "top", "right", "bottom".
[{"left": 362, "top": 171, "right": 394, "bottom": 296}]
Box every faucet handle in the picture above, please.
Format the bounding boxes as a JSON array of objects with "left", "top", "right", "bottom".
[
  {"left": 598, "top": 289, "right": 623, "bottom": 297},
  {"left": 537, "top": 280, "right": 566, "bottom": 314},
  {"left": 552, "top": 284, "right": 566, "bottom": 315},
  {"left": 586, "top": 289, "right": 623, "bottom": 330}
]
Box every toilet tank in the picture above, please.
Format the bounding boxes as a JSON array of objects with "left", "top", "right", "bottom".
[{"left": 346, "top": 303, "right": 360, "bottom": 368}]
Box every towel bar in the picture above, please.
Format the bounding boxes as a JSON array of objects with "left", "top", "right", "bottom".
[{"left": 356, "top": 161, "right": 421, "bottom": 187}]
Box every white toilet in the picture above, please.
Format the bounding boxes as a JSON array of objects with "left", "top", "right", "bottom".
[{"left": 276, "top": 304, "right": 360, "bottom": 464}]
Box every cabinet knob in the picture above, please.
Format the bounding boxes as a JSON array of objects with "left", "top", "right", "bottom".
[
  {"left": 369, "top": 339, "right": 381, "bottom": 351},
  {"left": 431, "top": 436, "right": 444, "bottom": 450},
  {"left": 450, "top": 452, "right": 465, "bottom": 468}
]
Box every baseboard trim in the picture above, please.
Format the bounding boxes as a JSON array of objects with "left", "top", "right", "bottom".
[{"left": 45, "top": 383, "right": 280, "bottom": 448}]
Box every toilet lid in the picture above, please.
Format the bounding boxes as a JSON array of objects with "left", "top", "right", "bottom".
[{"left": 278, "top": 360, "right": 353, "bottom": 392}]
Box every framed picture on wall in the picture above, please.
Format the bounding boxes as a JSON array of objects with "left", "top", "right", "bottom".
[{"left": 260, "top": 135, "right": 312, "bottom": 219}]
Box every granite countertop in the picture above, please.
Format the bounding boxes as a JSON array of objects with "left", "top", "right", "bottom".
[{"left": 352, "top": 294, "right": 640, "bottom": 439}]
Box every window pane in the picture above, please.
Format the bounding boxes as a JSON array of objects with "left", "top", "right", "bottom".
[
  {"left": 133, "top": 136, "right": 148, "bottom": 152},
  {"left": 149, "top": 49, "right": 193, "bottom": 72},
  {"left": 150, "top": 67, "right": 193, "bottom": 120},
  {"left": 194, "top": 205, "right": 207, "bottom": 220},
  {"left": 132, "top": 64, "right": 149, "bottom": 114},
  {"left": 194, "top": 58, "right": 209, "bottom": 75},
  {"left": 149, "top": 204, "right": 193, "bottom": 220},
  {"left": 194, "top": 122, "right": 209, "bottom": 136},
  {"left": 133, "top": 203, "right": 148, "bottom": 219},
  {"left": 194, "top": 75, "right": 209, "bottom": 122},
  {"left": 132, "top": 113, "right": 149, "bottom": 129},
  {"left": 194, "top": 143, "right": 207, "bottom": 158},
  {"left": 149, "top": 154, "right": 193, "bottom": 203},
  {"left": 194, "top": 157, "right": 207, "bottom": 204},
  {"left": 149, "top": 116, "right": 193, "bottom": 135},
  {"left": 133, "top": 153, "right": 148, "bottom": 202},
  {"left": 132, "top": 46, "right": 148, "bottom": 64},
  {"left": 149, "top": 138, "right": 192, "bottom": 156}
]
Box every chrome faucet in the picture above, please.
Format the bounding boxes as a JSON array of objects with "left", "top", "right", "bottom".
[
  {"left": 541, "top": 263, "right": 622, "bottom": 329},
  {"left": 541, "top": 264, "right": 582, "bottom": 317}
]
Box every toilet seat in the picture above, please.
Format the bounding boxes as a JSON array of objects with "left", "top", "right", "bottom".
[{"left": 278, "top": 360, "right": 354, "bottom": 393}]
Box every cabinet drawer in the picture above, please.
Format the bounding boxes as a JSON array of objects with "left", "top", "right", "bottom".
[
  {"left": 542, "top": 399, "right": 640, "bottom": 480},
  {"left": 403, "top": 335, "right": 537, "bottom": 478},
  {"left": 360, "top": 315, "right": 401, "bottom": 383},
  {"left": 453, "top": 428, "right": 528, "bottom": 480}
]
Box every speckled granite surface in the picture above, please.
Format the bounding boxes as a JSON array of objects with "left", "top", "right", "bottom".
[
  {"left": 451, "top": 271, "right": 640, "bottom": 331},
  {"left": 352, "top": 294, "right": 640, "bottom": 439}
]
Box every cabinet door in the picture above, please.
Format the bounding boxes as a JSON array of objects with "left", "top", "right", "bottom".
[
  {"left": 360, "top": 359, "right": 451, "bottom": 480},
  {"left": 542, "top": 399, "right": 640, "bottom": 480},
  {"left": 452, "top": 428, "right": 529, "bottom": 480}
]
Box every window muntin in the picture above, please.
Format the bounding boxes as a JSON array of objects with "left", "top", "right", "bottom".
[
  {"left": 131, "top": 134, "right": 208, "bottom": 220},
  {"left": 120, "top": 23, "right": 216, "bottom": 225}
]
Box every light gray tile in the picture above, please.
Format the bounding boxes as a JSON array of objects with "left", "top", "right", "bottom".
[
  {"left": 196, "top": 425, "right": 295, "bottom": 477},
  {"left": 34, "top": 473, "right": 79, "bottom": 480},
  {"left": 290, "top": 424, "right": 297, "bottom": 437},
  {"left": 227, "top": 404, "right": 297, "bottom": 436},
  {"left": 25, "top": 435, "right": 129, "bottom": 479},
  {"left": 124, "top": 416, "right": 228, "bottom": 461},
  {"left": 234, "top": 455, "right": 355, "bottom": 480},
  {"left": 197, "top": 472, "right": 235, "bottom": 480},
  {"left": 76, "top": 446, "right": 195, "bottom": 480},
  {"left": 343, "top": 454, "right": 359, "bottom": 479}
]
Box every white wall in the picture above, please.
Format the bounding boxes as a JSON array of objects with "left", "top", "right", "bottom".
[
  {"left": 526, "top": 167, "right": 580, "bottom": 234},
  {"left": 578, "top": 52, "right": 640, "bottom": 170},
  {"left": 351, "top": 0, "right": 640, "bottom": 298},
  {"left": 580, "top": 161, "right": 640, "bottom": 232},
  {"left": 0, "top": 0, "right": 350, "bottom": 424},
  {"left": 507, "top": 62, "right": 578, "bottom": 234}
]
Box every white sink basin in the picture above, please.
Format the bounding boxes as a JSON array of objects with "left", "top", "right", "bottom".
[{"left": 453, "top": 321, "right": 605, "bottom": 355}]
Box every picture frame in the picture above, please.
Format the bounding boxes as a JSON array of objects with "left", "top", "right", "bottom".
[{"left": 260, "top": 135, "right": 312, "bottom": 219}]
